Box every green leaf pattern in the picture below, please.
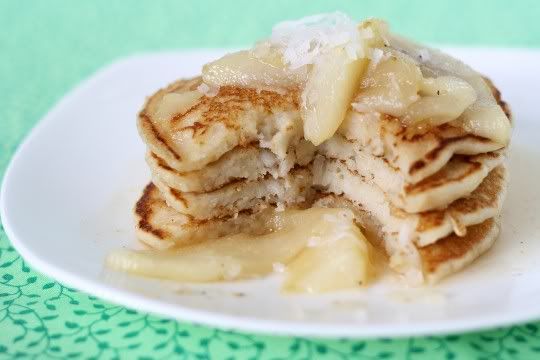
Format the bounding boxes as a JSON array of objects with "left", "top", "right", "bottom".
[{"left": 1, "top": 224, "right": 540, "bottom": 358}]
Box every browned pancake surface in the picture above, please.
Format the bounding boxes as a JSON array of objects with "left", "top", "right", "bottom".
[{"left": 418, "top": 218, "right": 498, "bottom": 276}]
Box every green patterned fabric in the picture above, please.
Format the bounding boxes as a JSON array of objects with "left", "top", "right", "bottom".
[{"left": 2, "top": 1, "right": 539, "bottom": 358}]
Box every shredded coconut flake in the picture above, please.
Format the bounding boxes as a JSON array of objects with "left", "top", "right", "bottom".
[
  {"left": 398, "top": 222, "right": 414, "bottom": 247},
  {"left": 367, "top": 47, "right": 387, "bottom": 74},
  {"left": 272, "top": 262, "right": 286, "bottom": 273},
  {"left": 307, "top": 236, "right": 322, "bottom": 247},
  {"left": 370, "top": 48, "right": 384, "bottom": 64},
  {"left": 449, "top": 212, "right": 467, "bottom": 237},
  {"left": 351, "top": 102, "right": 370, "bottom": 113},
  {"left": 269, "top": 12, "right": 366, "bottom": 69},
  {"left": 418, "top": 48, "right": 431, "bottom": 62},
  {"left": 223, "top": 262, "right": 241, "bottom": 280},
  {"left": 197, "top": 82, "right": 219, "bottom": 97}
]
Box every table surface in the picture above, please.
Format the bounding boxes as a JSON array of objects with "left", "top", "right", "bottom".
[{"left": 1, "top": 1, "right": 540, "bottom": 358}]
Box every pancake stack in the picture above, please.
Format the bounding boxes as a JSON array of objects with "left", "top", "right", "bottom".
[
  {"left": 313, "top": 105, "right": 509, "bottom": 283},
  {"left": 134, "top": 20, "right": 512, "bottom": 284},
  {"left": 136, "top": 78, "right": 316, "bottom": 248}
]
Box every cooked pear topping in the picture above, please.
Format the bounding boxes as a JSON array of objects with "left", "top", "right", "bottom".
[
  {"left": 457, "top": 103, "right": 511, "bottom": 145},
  {"left": 107, "top": 208, "right": 371, "bottom": 292},
  {"left": 283, "top": 215, "right": 371, "bottom": 293},
  {"left": 302, "top": 48, "right": 367, "bottom": 145},
  {"left": 353, "top": 53, "right": 477, "bottom": 131},
  {"left": 452, "top": 76, "right": 512, "bottom": 145},
  {"left": 202, "top": 49, "right": 306, "bottom": 90},
  {"left": 402, "top": 76, "right": 477, "bottom": 127},
  {"left": 126, "top": 14, "right": 513, "bottom": 291},
  {"left": 353, "top": 54, "right": 422, "bottom": 117},
  {"left": 199, "top": 14, "right": 511, "bottom": 147},
  {"left": 387, "top": 34, "right": 511, "bottom": 144}
]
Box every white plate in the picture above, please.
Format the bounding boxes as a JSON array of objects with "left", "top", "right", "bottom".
[{"left": 2, "top": 49, "right": 540, "bottom": 338}]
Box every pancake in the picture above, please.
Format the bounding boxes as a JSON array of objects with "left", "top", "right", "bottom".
[
  {"left": 139, "top": 75, "right": 508, "bottom": 184},
  {"left": 319, "top": 134, "right": 505, "bottom": 212},
  {"left": 135, "top": 183, "right": 500, "bottom": 284},
  {"left": 314, "top": 194, "right": 500, "bottom": 284},
  {"left": 139, "top": 71, "right": 509, "bottom": 215},
  {"left": 339, "top": 111, "right": 505, "bottom": 185},
  {"left": 152, "top": 167, "right": 313, "bottom": 220},
  {"left": 133, "top": 15, "right": 512, "bottom": 284},
  {"left": 134, "top": 183, "right": 277, "bottom": 250},
  {"left": 138, "top": 78, "right": 302, "bottom": 173},
  {"left": 136, "top": 78, "right": 510, "bottom": 281},
  {"left": 136, "top": 76, "right": 510, "bottom": 281},
  {"left": 146, "top": 140, "right": 315, "bottom": 193},
  {"left": 314, "top": 194, "right": 500, "bottom": 283},
  {"left": 418, "top": 217, "right": 500, "bottom": 283},
  {"left": 312, "top": 157, "right": 507, "bottom": 247}
]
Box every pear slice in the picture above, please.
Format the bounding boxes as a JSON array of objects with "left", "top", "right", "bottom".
[
  {"left": 353, "top": 53, "right": 422, "bottom": 117},
  {"left": 106, "top": 229, "right": 307, "bottom": 282},
  {"left": 107, "top": 208, "right": 371, "bottom": 292},
  {"left": 457, "top": 105, "right": 511, "bottom": 145},
  {"left": 202, "top": 50, "right": 305, "bottom": 89},
  {"left": 387, "top": 34, "right": 511, "bottom": 144},
  {"left": 402, "top": 76, "right": 477, "bottom": 127},
  {"left": 302, "top": 48, "right": 367, "bottom": 145},
  {"left": 283, "top": 218, "right": 371, "bottom": 293}
]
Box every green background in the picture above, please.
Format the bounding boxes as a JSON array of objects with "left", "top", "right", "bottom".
[{"left": 1, "top": 1, "right": 540, "bottom": 358}]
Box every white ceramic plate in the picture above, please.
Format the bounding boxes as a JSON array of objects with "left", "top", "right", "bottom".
[{"left": 2, "top": 49, "right": 540, "bottom": 338}]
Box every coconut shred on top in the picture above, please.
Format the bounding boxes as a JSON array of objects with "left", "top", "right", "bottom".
[{"left": 266, "top": 12, "right": 371, "bottom": 69}]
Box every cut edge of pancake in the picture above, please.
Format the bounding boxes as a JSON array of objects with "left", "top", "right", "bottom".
[
  {"left": 320, "top": 134, "right": 506, "bottom": 213},
  {"left": 151, "top": 167, "right": 314, "bottom": 220},
  {"left": 313, "top": 152, "right": 507, "bottom": 245},
  {"left": 138, "top": 78, "right": 302, "bottom": 174},
  {"left": 313, "top": 193, "right": 500, "bottom": 283},
  {"left": 134, "top": 183, "right": 281, "bottom": 250},
  {"left": 134, "top": 75, "right": 511, "bottom": 284},
  {"left": 135, "top": 183, "right": 501, "bottom": 284},
  {"left": 146, "top": 140, "right": 315, "bottom": 193},
  {"left": 414, "top": 164, "right": 507, "bottom": 247}
]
